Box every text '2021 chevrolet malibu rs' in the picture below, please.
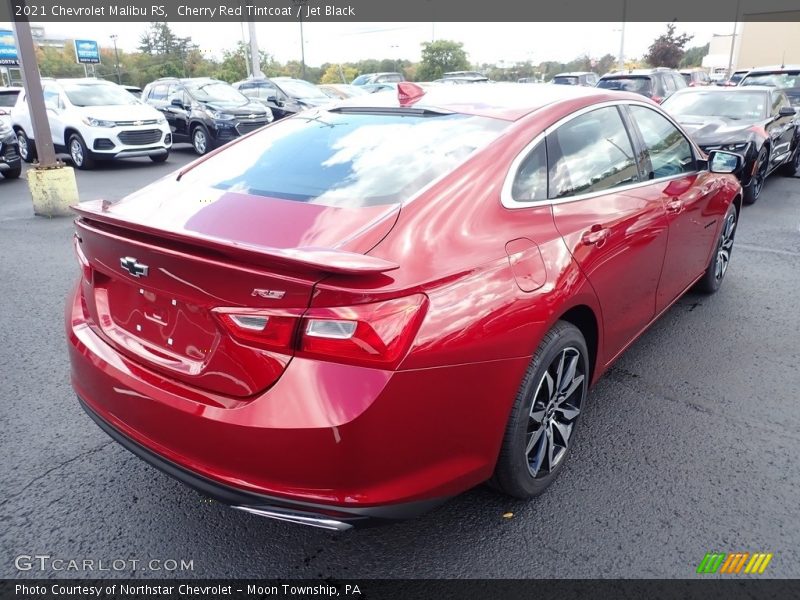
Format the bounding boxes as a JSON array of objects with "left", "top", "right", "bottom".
[{"left": 67, "top": 83, "right": 743, "bottom": 530}]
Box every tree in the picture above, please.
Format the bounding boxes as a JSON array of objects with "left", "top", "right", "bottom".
[
  {"left": 320, "top": 64, "right": 358, "bottom": 84},
  {"left": 595, "top": 53, "right": 618, "bottom": 76},
  {"left": 644, "top": 23, "right": 693, "bottom": 68},
  {"left": 416, "top": 40, "right": 470, "bottom": 81},
  {"left": 680, "top": 43, "right": 710, "bottom": 68}
]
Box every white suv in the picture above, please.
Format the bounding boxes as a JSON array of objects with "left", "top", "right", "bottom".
[{"left": 11, "top": 78, "right": 172, "bottom": 169}]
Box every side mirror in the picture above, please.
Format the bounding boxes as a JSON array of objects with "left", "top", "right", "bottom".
[
  {"left": 266, "top": 95, "right": 278, "bottom": 104},
  {"left": 779, "top": 106, "right": 797, "bottom": 117},
  {"left": 170, "top": 98, "right": 184, "bottom": 109},
  {"left": 708, "top": 150, "right": 741, "bottom": 174}
]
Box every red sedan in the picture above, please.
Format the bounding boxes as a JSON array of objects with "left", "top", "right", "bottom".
[{"left": 67, "top": 83, "right": 743, "bottom": 530}]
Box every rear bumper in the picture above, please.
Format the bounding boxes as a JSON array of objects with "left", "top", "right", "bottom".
[
  {"left": 67, "top": 284, "right": 528, "bottom": 522},
  {"left": 79, "top": 396, "right": 441, "bottom": 529}
]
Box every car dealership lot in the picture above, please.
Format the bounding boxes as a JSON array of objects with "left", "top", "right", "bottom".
[{"left": 1, "top": 155, "right": 799, "bottom": 578}]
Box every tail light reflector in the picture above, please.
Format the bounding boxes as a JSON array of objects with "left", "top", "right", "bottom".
[
  {"left": 214, "top": 308, "right": 303, "bottom": 352},
  {"left": 651, "top": 95, "right": 664, "bottom": 104}
]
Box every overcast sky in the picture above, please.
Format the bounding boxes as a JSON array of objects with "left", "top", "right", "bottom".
[{"left": 2, "top": 21, "right": 736, "bottom": 66}]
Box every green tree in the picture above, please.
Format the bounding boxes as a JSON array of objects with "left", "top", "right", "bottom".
[
  {"left": 680, "top": 43, "right": 710, "bottom": 68},
  {"left": 644, "top": 23, "right": 693, "bottom": 69},
  {"left": 320, "top": 64, "right": 358, "bottom": 84},
  {"left": 416, "top": 40, "right": 470, "bottom": 81}
]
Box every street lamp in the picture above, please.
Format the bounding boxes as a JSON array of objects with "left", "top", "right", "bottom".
[{"left": 110, "top": 34, "right": 121, "bottom": 84}]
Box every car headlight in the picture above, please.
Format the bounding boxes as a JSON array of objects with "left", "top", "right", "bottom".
[
  {"left": 156, "top": 116, "right": 167, "bottom": 125},
  {"left": 208, "top": 110, "right": 234, "bottom": 121},
  {"left": 722, "top": 142, "right": 748, "bottom": 152},
  {"left": 0, "top": 121, "right": 11, "bottom": 138},
  {"left": 81, "top": 117, "right": 116, "bottom": 128}
]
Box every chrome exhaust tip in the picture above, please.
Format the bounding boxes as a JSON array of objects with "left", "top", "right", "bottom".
[{"left": 232, "top": 505, "right": 354, "bottom": 531}]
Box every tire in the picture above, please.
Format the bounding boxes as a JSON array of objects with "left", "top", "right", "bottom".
[
  {"left": 191, "top": 125, "right": 211, "bottom": 155},
  {"left": 743, "top": 146, "right": 768, "bottom": 205},
  {"left": 1, "top": 165, "right": 22, "bottom": 179},
  {"left": 491, "top": 321, "right": 590, "bottom": 499},
  {"left": 68, "top": 133, "right": 95, "bottom": 170},
  {"left": 695, "top": 202, "right": 737, "bottom": 294},
  {"left": 15, "top": 129, "right": 36, "bottom": 163},
  {"left": 149, "top": 151, "right": 169, "bottom": 163},
  {"left": 779, "top": 142, "right": 799, "bottom": 176}
]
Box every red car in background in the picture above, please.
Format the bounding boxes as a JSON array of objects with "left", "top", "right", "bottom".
[{"left": 67, "top": 83, "right": 743, "bottom": 529}]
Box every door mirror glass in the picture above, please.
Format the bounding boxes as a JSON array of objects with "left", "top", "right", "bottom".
[
  {"left": 709, "top": 150, "right": 741, "bottom": 174},
  {"left": 170, "top": 97, "right": 184, "bottom": 108},
  {"left": 779, "top": 106, "right": 797, "bottom": 117}
]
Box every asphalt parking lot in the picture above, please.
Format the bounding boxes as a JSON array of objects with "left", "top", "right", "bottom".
[{"left": 1, "top": 149, "right": 799, "bottom": 579}]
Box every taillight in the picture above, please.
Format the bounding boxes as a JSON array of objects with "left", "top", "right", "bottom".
[
  {"left": 300, "top": 294, "right": 427, "bottom": 368},
  {"left": 213, "top": 308, "right": 304, "bottom": 352},
  {"left": 213, "top": 294, "right": 427, "bottom": 368},
  {"left": 651, "top": 95, "right": 664, "bottom": 103}
]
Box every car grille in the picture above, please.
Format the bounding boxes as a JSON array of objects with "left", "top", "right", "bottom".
[
  {"left": 236, "top": 121, "right": 268, "bottom": 136},
  {"left": 115, "top": 119, "right": 160, "bottom": 126},
  {"left": 118, "top": 129, "right": 163, "bottom": 146}
]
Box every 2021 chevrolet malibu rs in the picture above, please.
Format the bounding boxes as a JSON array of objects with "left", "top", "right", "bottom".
[{"left": 67, "top": 83, "right": 743, "bottom": 530}]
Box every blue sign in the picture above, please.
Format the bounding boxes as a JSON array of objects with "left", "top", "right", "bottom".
[
  {"left": 74, "top": 39, "right": 100, "bottom": 64},
  {"left": 0, "top": 30, "right": 18, "bottom": 66}
]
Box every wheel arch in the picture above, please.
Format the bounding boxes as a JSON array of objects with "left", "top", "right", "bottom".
[
  {"left": 556, "top": 304, "right": 599, "bottom": 384},
  {"left": 63, "top": 126, "right": 83, "bottom": 148}
]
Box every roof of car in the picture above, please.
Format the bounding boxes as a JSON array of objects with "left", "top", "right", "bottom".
[
  {"left": 746, "top": 65, "right": 800, "bottom": 73},
  {"left": 0, "top": 86, "right": 21, "bottom": 92},
  {"left": 600, "top": 69, "right": 673, "bottom": 78},
  {"left": 554, "top": 72, "right": 594, "bottom": 77},
  {"left": 324, "top": 82, "right": 646, "bottom": 121},
  {"left": 671, "top": 85, "right": 774, "bottom": 94}
]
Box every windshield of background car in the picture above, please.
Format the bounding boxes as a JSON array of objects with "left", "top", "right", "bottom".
[
  {"left": 276, "top": 79, "right": 330, "bottom": 100},
  {"left": 179, "top": 110, "right": 509, "bottom": 207},
  {"left": 63, "top": 84, "right": 138, "bottom": 107},
  {"left": 597, "top": 77, "right": 653, "bottom": 95},
  {"left": 553, "top": 77, "right": 579, "bottom": 85},
  {"left": 741, "top": 71, "right": 800, "bottom": 89},
  {"left": 663, "top": 91, "right": 768, "bottom": 120},
  {"left": 351, "top": 75, "right": 371, "bottom": 85},
  {"left": 730, "top": 72, "right": 746, "bottom": 84},
  {"left": 185, "top": 82, "right": 248, "bottom": 104},
  {"left": 0, "top": 91, "right": 19, "bottom": 107}
]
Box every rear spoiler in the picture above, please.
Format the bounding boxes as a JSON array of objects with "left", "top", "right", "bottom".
[{"left": 71, "top": 202, "right": 399, "bottom": 276}]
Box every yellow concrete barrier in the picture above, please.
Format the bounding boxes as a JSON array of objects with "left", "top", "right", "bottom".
[{"left": 26, "top": 164, "right": 79, "bottom": 217}]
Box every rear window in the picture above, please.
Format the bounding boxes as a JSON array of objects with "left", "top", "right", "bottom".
[
  {"left": 179, "top": 110, "right": 509, "bottom": 207},
  {"left": 553, "top": 77, "right": 579, "bottom": 86},
  {"left": 597, "top": 77, "right": 653, "bottom": 95},
  {"left": 742, "top": 71, "right": 800, "bottom": 88},
  {"left": 0, "top": 90, "right": 19, "bottom": 107}
]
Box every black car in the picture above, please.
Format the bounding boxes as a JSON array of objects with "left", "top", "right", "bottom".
[
  {"left": 552, "top": 71, "right": 599, "bottom": 87},
  {"left": 0, "top": 118, "right": 21, "bottom": 179},
  {"left": 233, "top": 77, "right": 331, "bottom": 120},
  {"left": 142, "top": 77, "right": 273, "bottom": 155},
  {"left": 739, "top": 65, "right": 800, "bottom": 108},
  {"left": 597, "top": 68, "right": 687, "bottom": 103},
  {"left": 663, "top": 86, "right": 799, "bottom": 204}
]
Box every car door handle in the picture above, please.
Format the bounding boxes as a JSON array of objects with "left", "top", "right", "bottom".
[
  {"left": 666, "top": 199, "right": 683, "bottom": 213},
  {"left": 581, "top": 226, "right": 609, "bottom": 246}
]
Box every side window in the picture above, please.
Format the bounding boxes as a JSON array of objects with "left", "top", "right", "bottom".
[
  {"left": 42, "top": 86, "right": 60, "bottom": 110},
  {"left": 663, "top": 75, "right": 676, "bottom": 95},
  {"left": 772, "top": 92, "right": 789, "bottom": 115},
  {"left": 149, "top": 84, "right": 168, "bottom": 101},
  {"left": 674, "top": 73, "right": 688, "bottom": 89},
  {"left": 546, "top": 106, "right": 639, "bottom": 199},
  {"left": 511, "top": 141, "right": 547, "bottom": 202},
  {"left": 629, "top": 105, "right": 695, "bottom": 179}
]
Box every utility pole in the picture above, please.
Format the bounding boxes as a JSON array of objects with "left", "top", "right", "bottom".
[
  {"left": 299, "top": 19, "right": 305, "bottom": 79},
  {"left": 110, "top": 34, "right": 121, "bottom": 84},
  {"left": 726, "top": 0, "right": 741, "bottom": 78},
  {"left": 618, "top": 0, "right": 627, "bottom": 70},
  {"left": 12, "top": 20, "right": 55, "bottom": 167},
  {"left": 248, "top": 21, "right": 263, "bottom": 78}
]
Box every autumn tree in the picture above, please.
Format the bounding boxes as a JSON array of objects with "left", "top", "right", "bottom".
[{"left": 644, "top": 23, "right": 693, "bottom": 68}]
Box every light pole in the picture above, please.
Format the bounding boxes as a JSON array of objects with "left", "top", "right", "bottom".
[
  {"left": 618, "top": 0, "right": 627, "bottom": 70},
  {"left": 110, "top": 34, "right": 121, "bottom": 84}
]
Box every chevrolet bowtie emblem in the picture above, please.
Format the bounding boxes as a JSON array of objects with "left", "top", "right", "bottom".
[{"left": 120, "top": 257, "right": 149, "bottom": 278}]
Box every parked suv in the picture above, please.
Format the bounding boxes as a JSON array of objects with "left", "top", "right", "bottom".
[
  {"left": 739, "top": 65, "right": 800, "bottom": 107},
  {"left": 142, "top": 77, "right": 272, "bottom": 155},
  {"left": 11, "top": 78, "right": 171, "bottom": 169},
  {"left": 552, "top": 71, "right": 599, "bottom": 86},
  {"left": 679, "top": 69, "right": 712, "bottom": 87},
  {"left": 0, "top": 87, "right": 22, "bottom": 127},
  {"left": 232, "top": 77, "right": 328, "bottom": 120},
  {"left": 0, "top": 117, "right": 21, "bottom": 179},
  {"left": 351, "top": 72, "right": 405, "bottom": 85},
  {"left": 597, "top": 68, "right": 687, "bottom": 103}
]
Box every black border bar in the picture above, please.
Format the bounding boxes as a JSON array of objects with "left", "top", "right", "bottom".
[{"left": 1, "top": 0, "right": 800, "bottom": 22}]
